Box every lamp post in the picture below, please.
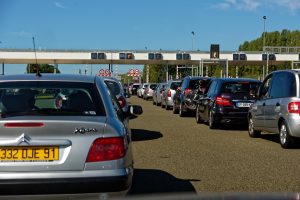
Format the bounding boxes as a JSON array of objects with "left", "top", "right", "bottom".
[
  {"left": 263, "top": 16, "right": 266, "bottom": 51},
  {"left": 262, "top": 16, "right": 267, "bottom": 78},
  {"left": 191, "top": 31, "right": 195, "bottom": 51}
]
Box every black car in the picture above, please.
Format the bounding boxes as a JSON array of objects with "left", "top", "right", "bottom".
[
  {"left": 196, "top": 78, "right": 261, "bottom": 129},
  {"left": 173, "top": 76, "right": 212, "bottom": 117}
]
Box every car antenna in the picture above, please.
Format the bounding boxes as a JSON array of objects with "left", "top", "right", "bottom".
[{"left": 32, "top": 36, "right": 42, "bottom": 77}]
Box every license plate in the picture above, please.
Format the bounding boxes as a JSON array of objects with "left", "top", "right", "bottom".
[
  {"left": 237, "top": 102, "right": 252, "bottom": 107},
  {"left": 0, "top": 146, "right": 59, "bottom": 161}
]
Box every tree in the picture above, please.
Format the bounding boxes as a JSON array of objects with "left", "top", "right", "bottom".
[{"left": 26, "top": 64, "right": 61, "bottom": 74}]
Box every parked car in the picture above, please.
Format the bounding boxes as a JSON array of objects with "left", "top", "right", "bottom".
[
  {"left": 137, "top": 83, "right": 148, "bottom": 98},
  {"left": 173, "top": 76, "right": 211, "bottom": 117},
  {"left": 153, "top": 83, "right": 167, "bottom": 106},
  {"left": 131, "top": 83, "right": 141, "bottom": 95},
  {"left": 196, "top": 78, "right": 261, "bottom": 129},
  {"left": 248, "top": 70, "right": 300, "bottom": 148},
  {"left": 103, "top": 77, "right": 129, "bottom": 112},
  {"left": 143, "top": 83, "right": 157, "bottom": 100},
  {"left": 0, "top": 74, "right": 143, "bottom": 196},
  {"left": 161, "top": 80, "right": 181, "bottom": 110}
]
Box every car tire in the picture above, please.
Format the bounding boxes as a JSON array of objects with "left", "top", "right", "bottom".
[
  {"left": 248, "top": 116, "right": 261, "bottom": 138},
  {"left": 179, "top": 103, "right": 185, "bottom": 117},
  {"left": 173, "top": 103, "right": 178, "bottom": 114},
  {"left": 208, "top": 110, "right": 218, "bottom": 129},
  {"left": 161, "top": 101, "right": 165, "bottom": 108},
  {"left": 279, "top": 121, "right": 295, "bottom": 149},
  {"left": 196, "top": 106, "right": 202, "bottom": 124},
  {"left": 165, "top": 104, "right": 170, "bottom": 110}
]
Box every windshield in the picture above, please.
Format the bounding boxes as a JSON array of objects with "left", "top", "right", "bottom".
[
  {"left": 0, "top": 82, "right": 105, "bottom": 117},
  {"left": 170, "top": 82, "right": 181, "bottom": 90}
]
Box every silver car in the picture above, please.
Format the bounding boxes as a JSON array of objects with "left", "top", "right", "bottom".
[
  {"left": 153, "top": 83, "right": 167, "bottom": 106},
  {"left": 143, "top": 83, "right": 157, "bottom": 100},
  {"left": 103, "top": 77, "right": 129, "bottom": 113},
  {"left": 161, "top": 80, "right": 181, "bottom": 110},
  {"left": 0, "top": 74, "right": 142, "bottom": 195},
  {"left": 248, "top": 70, "right": 300, "bottom": 148},
  {"left": 137, "top": 83, "right": 148, "bottom": 98}
]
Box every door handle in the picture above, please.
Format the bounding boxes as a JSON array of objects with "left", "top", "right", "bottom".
[{"left": 276, "top": 103, "right": 280, "bottom": 106}]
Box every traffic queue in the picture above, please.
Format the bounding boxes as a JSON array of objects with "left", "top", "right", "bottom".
[{"left": 131, "top": 69, "right": 300, "bottom": 149}]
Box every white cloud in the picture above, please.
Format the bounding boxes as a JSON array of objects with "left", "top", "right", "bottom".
[
  {"left": 212, "top": 0, "right": 300, "bottom": 13},
  {"left": 272, "top": 0, "right": 300, "bottom": 14},
  {"left": 53, "top": 2, "right": 65, "bottom": 9}
]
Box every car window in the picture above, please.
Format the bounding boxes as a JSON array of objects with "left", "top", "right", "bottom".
[
  {"left": 104, "top": 80, "right": 121, "bottom": 96},
  {"left": 259, "top": 75, "right": 273, "bottom": 99},
  {"left": 170, "top": 82, "right": 181, "bottom": 90},
  {"left": 188, "top": 79, "right": 201, "bottom": 89},
  {"left": 221, "top": 82, "right": 260, "bottom": 94},
  {"left": 0, "top": 81, "right": 105, "bottom": 116},
  {"left": 206, "top": 80, "right": 217, "bottom": 96},
  {"left": 270, "top": 72, "right": 296, "bottom": 98},
  {"left": 150, "top": 84, "right": 157, "bottom": 90}
]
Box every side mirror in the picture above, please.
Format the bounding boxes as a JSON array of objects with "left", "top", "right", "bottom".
[{"left": 129, "top": 105, "right": 143, "bottom": 115}]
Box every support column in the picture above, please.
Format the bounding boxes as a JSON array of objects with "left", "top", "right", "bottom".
[
  {"left": 166, "top": 65, "right": 169, "bottom": 82},
  {"left": 146, "top": 65, "right": 149, "bottom": 83},
  {"left": 2, "top": 62, "right": 4, "bottom": 75}
]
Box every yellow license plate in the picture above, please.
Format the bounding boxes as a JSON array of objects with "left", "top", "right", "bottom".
[{"left": 0, "top": 146, "right": 59, "bottom": 161}]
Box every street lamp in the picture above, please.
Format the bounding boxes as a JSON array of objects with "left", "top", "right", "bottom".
[
  {"left": 191, "top": 31, "right": 195, "bottom": 51},
  {"left": 263, "top": 16, "right": 266, "bottom": 51},
  {"left": 262, "top": 16, "right": 267, "bottom": 78}
]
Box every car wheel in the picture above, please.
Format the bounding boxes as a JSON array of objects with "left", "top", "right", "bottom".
[
  {"left": 248, "top": 116, "right": 261, "bottom": 138},
  {"left": 279, "top": 121, "right": 295, "bottom": 149},
  {"left": 208, "top": 110, "right": 218, "bottom": 129},
  {"left": 179, "top": 103, "right": 185, "bottom": 117},
  {"left": 165, "top": 104, "right": 170, "bottom": 110},
  {"left": 173, "top": 103, "right": 178, "bottom": 114},
  {"left": 196, "top": 106, "right": 202, "bottom": 124}
]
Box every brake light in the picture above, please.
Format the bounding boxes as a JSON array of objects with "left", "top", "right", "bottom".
[
  {"left": 86, "top": 137, "right": 125, "bottom": 162},
  {"left": 4, "top": 122, "right": 44, "bottom": 127},
  {"left": 167, "top": 90, "right": 171, "bottom": 97},
  {"left": 184, "top": 88, "right": 191, "bottom": 95},
  {"left": 216, "top": 96, "right": 231, "bottom": 106},
  {"left": 118, "top": 96, "right": 126, "bottom": 108},
  {"left": 288, "top": 102, "right": 300, "bottom": 114}
]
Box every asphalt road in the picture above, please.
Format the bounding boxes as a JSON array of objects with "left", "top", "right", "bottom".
[{"left": 128, "top": 96, "right": 300, "bottom": 195}]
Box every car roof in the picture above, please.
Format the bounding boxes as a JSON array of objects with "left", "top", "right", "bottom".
[
  {"left": 0, "top": 74, "right": 96, "bottom": 83},
  {"left": 215, "top": 78, "right": 261, "bottom": 83},
  {"left": 271, "top": 69, "right": 300, "bottom": 75}
]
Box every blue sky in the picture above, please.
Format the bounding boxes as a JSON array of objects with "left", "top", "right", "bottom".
[{"left": 1, "top": 0, "right": 300, "bottom": 74}]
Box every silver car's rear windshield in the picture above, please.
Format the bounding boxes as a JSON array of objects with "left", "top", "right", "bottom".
[{"left": 0, "top": 81, "right": 106, "bottom": 117}]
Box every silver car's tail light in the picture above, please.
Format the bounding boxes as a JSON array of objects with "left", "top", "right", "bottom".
[
  {"left": 4, "top": 122, "right": 44, "bottom": 127},
  {"left": 167, "top": 90, "right": 171, "bottom": 97},
  {"left": 288, "top": 102, "right": 300, "bottom": 114},
  {"left": 86, "top": 137, "right": 125, "bottom": 162}
]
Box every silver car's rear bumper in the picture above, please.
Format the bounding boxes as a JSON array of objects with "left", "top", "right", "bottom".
[
  {"left": 0, "top": 167, "right": 133, "bottom": 195},
  {"left": 286, "top": 114, "right": 300, "bottom": 138}
]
